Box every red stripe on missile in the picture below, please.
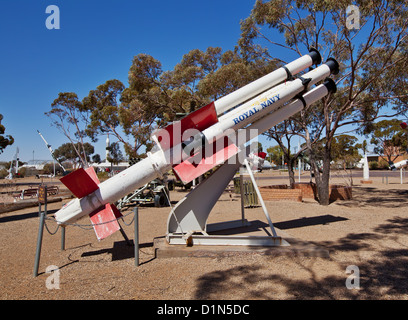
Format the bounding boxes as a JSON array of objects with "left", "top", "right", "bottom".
[
  {"left": 172, "top": 136, "right": 239, "bottom": 184},
  {"left": 154, "top": 102, "right": 218, "bottom": 150}
]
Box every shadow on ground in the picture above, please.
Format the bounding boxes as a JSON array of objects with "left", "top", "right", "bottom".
[
  {"left": 194, "top": 216, "right": 408, "bottom": 299},
  {"left": 336, "top": 187, "right": 408, "bottom": 209}
]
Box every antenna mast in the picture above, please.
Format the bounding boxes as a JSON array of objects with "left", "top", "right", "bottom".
[{"left": 37, "top": 130, "right": 66, "bottom": 172}]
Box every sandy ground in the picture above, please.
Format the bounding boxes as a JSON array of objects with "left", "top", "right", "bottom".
[{"left": 1, "top": 169, "right": 408, "bottom": 301}]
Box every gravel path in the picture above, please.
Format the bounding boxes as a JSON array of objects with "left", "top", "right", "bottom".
[{"left": 1, "top": 171, "right": 408, "bottom": 300}]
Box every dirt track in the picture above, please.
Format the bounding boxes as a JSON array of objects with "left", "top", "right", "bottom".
[{"left": 1, "top": 170, "right": 408, "bottom": 300}]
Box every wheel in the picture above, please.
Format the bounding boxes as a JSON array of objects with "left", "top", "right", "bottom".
[
  {"left": 154, "top": 192, "right": 168, "bottom": 207},
  {"left": 167, "top": 179, "right": 174, "bottom": 191}
]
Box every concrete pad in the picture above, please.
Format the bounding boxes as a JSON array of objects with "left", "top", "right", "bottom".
[{"left": 154, "top": 220, "right": 330, "bottom": 259}]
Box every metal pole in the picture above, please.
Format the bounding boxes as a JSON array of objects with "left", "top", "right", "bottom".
[
  {"left": 298, "top": 158, "right": 301, "bottom": 182},
  {"left": 134, "top": 207, "right": 139, "bottom": 267},
  {"left": 44, "top": 186, "right": 48, "bottom": 215},
  {"left": 119, "top": 224, "right": 132, "bottom": 246},
  {"left": 239, "top": 169, "right": 245, "bottom": 222},
  {"left": 61, "top": 225, "right": 65, "bottom": 251},
  {"left": 243, "top": 159, "right": 278, "bottom": 237},
  {"left": 33, "top": 210, "right": 45, "bottom": 277},
  {"left": 401, "top": 168, "right": 403, "bottom": 184}
]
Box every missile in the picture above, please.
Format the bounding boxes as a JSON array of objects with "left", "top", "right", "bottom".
[
  {"left": 152, "top": 49, "right": 322, "bottom": 150},
  {"left": 54, "top": 51, "right": 338, "bottom": 240},
  {"left": 179, "top": 58, "right": 339, "bottom": 149},
  {"left": 389, "top": 160, "right": 408, "bottom": 170},
  {"left": 210, "top": 48, "right": 321, "bottom": 115}
]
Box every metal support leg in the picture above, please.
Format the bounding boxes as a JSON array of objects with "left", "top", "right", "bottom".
[
  {"left": 134, "top": 207, "right": 139, "bottom": 267},
  {"left": 239, "top": 169, "right": 245, "bottom": 222},
  {"left": 61, "top": 225, "right": 65, "bottom": 251},
  {"left": 119, "top": 224, "right": 132, "bottom": 246},
  {"left": 33, "top": 211, "right": 45, "bottom": 277},
  {"left": 243, "top": 159, "right": 278, "bottom": 237}
]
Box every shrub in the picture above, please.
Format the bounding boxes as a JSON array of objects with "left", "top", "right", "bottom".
[
  {"left": 97, "top": 171, "right": 109, "bottom": 181},
  {"left": 369, "top": 161, "right": 378, "bottom": 170},
  {"left": 378, "top": 158, "right": 390, "bottom": 169},
  {"left": 0, "top": 169, "right": 8, "bottom": 179}
]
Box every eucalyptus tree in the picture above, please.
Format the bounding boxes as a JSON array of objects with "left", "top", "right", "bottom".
[
  {"left": 240, "top": 0, "right": 408, "bottom": 204},
  {"left": 0, "top": 114, "right": 14, "bottom": 154},
  {"left": 45, "top": 92, "right": 91, "bottom": 167}
]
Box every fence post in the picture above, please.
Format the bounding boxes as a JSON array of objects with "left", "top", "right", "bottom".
[
  {"left": 134, "top": 207, "right": 139, "bottom": 267},
  {"left": 33, "top": 185, "right": 48, "bottom": 277},
  {"left": 239, "top": 171, "right": 245, "bottom": 222},
  {"left": 33, "top": 210, "right": 45, "bottom": 277},
  {"left": 61, "top": 225, "right": 66, "bottom": 251}
]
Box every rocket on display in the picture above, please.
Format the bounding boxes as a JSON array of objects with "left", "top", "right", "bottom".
[{"left": 54, "top": 49, "right": 339, "bottom": 240}]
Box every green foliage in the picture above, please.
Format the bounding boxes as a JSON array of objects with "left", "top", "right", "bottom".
[
  {"left": 42, "top": 162, "right": 64, "bottom": 175},
  {"left": 106, "top": 142, "right": 124, "bottom": 164},
  {"left": 369, "top": 161, "right": 378, "bottom": 170},
  {"left": 267, "top": 145, "right": 284, "bottom": 164},
  {"left": 331, "top": 135, "right": 361, "bottom": 168},
  {"left": 0, "top": 114, "right": 14, "bottom": 154},
  {"left": 53, "top": 142, "right": 94, "bottom": 166},
  {"left": 92, "top": 154, "right": 101, "bottom": 164},
  {"left": 45, "top": 92, "right": 91, "bottom": 167},
  {"left": 369, "top": 119, "right": 406, "bottom": 162},
  {"left": 378, "top": 158, "right": 390, "bottom": 169},
  {"left": 83, "top": 79, "right": 124, "bottom": 142},
  {"left": 242, "top": 0, "right": 408, "bottom": 204},
  {"left": 96, "top": 171, "right": 109, "bottom": 181},
  {"left": 0, "top": 168, "right": 8, "bottom": 179}
]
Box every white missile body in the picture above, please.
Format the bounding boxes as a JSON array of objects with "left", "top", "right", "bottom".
[
  {"left": 54, "top": 51, "right": 338, "bottom": 238},
  {"left": 390, "top": 160, "right": 408, "bottom": 170},
  {"left": 212, "top": 48, "right": 321, "bottom": 115},
  {"left": 184, "top": 59, "right": 339, "bottom": 151}
]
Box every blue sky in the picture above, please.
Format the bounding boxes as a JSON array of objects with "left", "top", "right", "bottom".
[
  {"left": 0, "top": 0, "right": 262, "bottom": 162},
  {"left": 0, "top": 1, "right": 383, "bottom": 165}
]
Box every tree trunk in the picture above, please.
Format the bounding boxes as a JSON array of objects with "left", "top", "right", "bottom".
[
  {"left": 304, "top": 129, "right": 331, "bottom": 205},
  {"left": 287, "top": 158, "right": 296, "bottom": 189},
  {"left": 314, "top": 148, "right": 331, "bottom": 205}
]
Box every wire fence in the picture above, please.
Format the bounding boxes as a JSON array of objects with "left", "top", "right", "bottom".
[{"left": 42, "top": 208, "right": 136, "bottom": 235}]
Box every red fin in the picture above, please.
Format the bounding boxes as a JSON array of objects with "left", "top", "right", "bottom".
[
  {"left": 89, "top": 203, "right": 122, "bottom": 241},
  {"left": 154, "top": 102, "right": 218, "bottom": 150},
  {"left": 172, "top": 137, "right": 239, "bottom": 184},
  {"left": 60, "top": 167, "right": 99, "bottom": 198}
]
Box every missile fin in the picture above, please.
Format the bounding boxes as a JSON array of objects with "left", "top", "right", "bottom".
[
  {"left": 89, "top": 203, "right": 122, "bottom": 241},
  {"left": 256, "top": 152, "right": 267, "bottom": 159},
  {"left": 173, "top": 136, "right": 239, "bottom": 184},
  {"left": 60, "top": 167, "right": 100, "bottom": 198},
  {"left": 154, "top": 102, "right": 218, "bottom": 150}
]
